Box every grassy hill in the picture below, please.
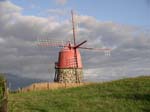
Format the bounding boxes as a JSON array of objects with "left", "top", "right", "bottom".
[{"left": 8, "top": 76, "right": 150, "bottom": 112}]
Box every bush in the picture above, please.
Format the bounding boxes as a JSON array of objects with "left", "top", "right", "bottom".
[
  {"left": 0, "top": 75, "right": 5, "bottom": 107},
  {"left": 0, "top": 74, "right": 7, "bottom": 112}
]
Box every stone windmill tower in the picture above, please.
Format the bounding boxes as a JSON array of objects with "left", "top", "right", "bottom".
[{"left": 37, "top": 11, "right": 111, "bottom": 83}]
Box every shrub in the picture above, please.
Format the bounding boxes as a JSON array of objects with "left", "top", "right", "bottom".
[{"left": 0, "top": 74, "right": 7, "bottom": 112}]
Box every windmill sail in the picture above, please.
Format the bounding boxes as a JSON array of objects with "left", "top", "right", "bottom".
[{"left": 37, "top": 39, "right": 66, "bottom": 48}]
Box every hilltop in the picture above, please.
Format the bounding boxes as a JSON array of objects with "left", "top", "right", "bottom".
[{"left": 8, "top": 76, "right": 150, "bottom": 112}]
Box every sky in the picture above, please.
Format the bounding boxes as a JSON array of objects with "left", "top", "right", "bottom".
[
  {"left": 10, "top": 0, "right": 150, "bottom": 26},
  {"left": 0, "top": 0, "right": 150, "bottom": 84}
]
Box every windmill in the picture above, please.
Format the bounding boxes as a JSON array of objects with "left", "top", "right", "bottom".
[{"left": 37, "top": 10, "right": 111, "bottom": 83}]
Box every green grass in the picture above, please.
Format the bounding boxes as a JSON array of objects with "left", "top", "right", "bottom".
[{"left": 8, "top": 76, "right": 150, "bottom": 112}]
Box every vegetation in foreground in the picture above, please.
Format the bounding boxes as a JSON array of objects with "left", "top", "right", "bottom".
[
  {"left": 0, "top": 74, "right": 7, "bottom": 112},
  {"left": 0, "top": 75, "right": 4, "bottom": 108},
  {"left": 8, "top": 76, "right": 150, "bottom": 112}
]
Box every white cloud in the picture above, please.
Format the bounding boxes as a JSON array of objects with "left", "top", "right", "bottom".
[
  {"left": 0, "top": 37, "right": 5, "bottom": 43},
  {"left": 55, "top": 0, "right": 68, "bottom": 5},
  {"left": 0, "top": 1, "right": 22, "bottom": 13},
  {"left": 47, "top": 9, "right": 67, "bottom": 15}
]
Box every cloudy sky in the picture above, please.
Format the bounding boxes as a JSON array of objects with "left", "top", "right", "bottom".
[{"left": 0, "top": 0, "right": 150, "bottom": 82}]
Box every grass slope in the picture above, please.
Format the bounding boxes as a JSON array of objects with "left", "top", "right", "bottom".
[{"left": 8, "top": 76, "right": 150, "bottom": 112}]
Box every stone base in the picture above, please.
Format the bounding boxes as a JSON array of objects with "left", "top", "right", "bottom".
[{"left": 55, "top": 68, "right": 83, "bottom": 83}]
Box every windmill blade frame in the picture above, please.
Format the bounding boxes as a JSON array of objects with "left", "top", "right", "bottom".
[
  {"left": 36, "top": 39, "right": 66, "bottom": 48},
  {"left": 78, "top": 46, "right": 111, "bottom": 51}
]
